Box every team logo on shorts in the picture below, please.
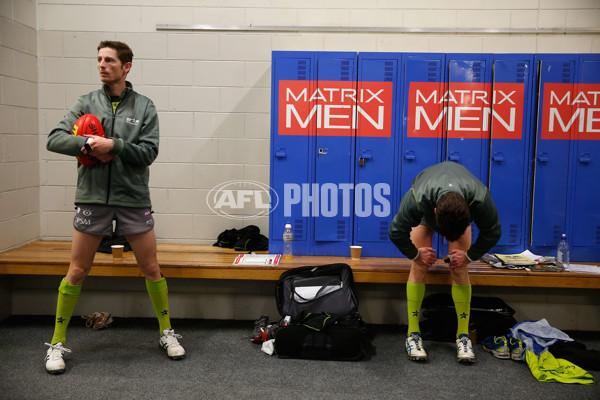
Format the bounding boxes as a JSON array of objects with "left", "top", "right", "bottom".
[
  {"left": 77, "top": 207, "right": 93, "bottom": 217},
  {"left": 144, "top": 209, "right": 152, "bottom": 217}
]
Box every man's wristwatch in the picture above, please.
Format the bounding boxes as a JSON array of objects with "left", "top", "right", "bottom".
[{"left": 84, "top": 138, "right": 92, "bottom": 152}]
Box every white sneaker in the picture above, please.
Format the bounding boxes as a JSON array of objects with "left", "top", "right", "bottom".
[
  {"left": 406, "top": 332, "right": 428, "bottom": 361},
  {"left": 45, "top": 342, "right": 71, "bottom": 374},
  {"left": 159, "top": 329, "right": 186, "bottom": 360},
  {"left": 456, "top": 334, "right": 475, "bottom": 363}
]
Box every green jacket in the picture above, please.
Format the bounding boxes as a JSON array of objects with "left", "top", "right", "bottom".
[
  {"left": 47, "top": 82, "right": 159, "bottom": 207},
  {"left": 388, "top": 162, "right": 501, "bottom": 261}
]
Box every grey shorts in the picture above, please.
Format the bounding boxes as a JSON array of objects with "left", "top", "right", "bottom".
[{"left": 73, "top": 204, "right": 155, "bottom": 236}]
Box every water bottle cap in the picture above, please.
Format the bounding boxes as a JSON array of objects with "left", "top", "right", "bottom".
[{"left": 285, "top": 224, "right": 292, "bottom": 229}]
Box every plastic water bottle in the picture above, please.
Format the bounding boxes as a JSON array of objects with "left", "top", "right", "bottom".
[
  {"left": 282, "top": 223, "right": 293, "bottom": 260},
  {"left": 557, "top": 233, "right": 570, "bottom": 268}
]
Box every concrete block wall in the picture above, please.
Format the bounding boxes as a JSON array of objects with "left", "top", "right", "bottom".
[{"left": 0, "top": 0, "right": 39, "bottom": 251}]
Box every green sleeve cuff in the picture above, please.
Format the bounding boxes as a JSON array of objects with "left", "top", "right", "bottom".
[{"left": 110, "top": 138, "right": 124, "bottom": 155}]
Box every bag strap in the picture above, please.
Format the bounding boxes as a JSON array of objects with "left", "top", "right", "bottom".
[{"left": 299, "top": 312, "right": 332, "bottom": 331}]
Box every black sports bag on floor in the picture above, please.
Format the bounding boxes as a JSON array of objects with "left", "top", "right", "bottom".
[{"left": 274, "top": 263, "right": 365, "bottom": 361}]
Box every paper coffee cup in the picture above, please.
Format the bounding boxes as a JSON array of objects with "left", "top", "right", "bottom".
[
  {"left": 111, "top": 244, "right": 124, "bottom": 258},
  {"left": 350, "top": 245, "right": 362, "bottom": 260}
]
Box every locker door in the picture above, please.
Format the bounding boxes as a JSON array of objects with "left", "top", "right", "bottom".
[
  {"left": 401, "top": 54, "right": 446, "bottom": 256},
  {"left": 354, "top": 53, "right": 401, "bottom": 257},
  {"left": 401, "top": 54, "right": 446, "bottom": 196},
  {"left": 312, "top": 52, "right": 357, "bottom": 255},
  {"left": 488, "top": 55, "right": 534, "bottom": 252},
  {"left": 571, "top": 55, "right": 600, "bottom": 258},
  {"left": 443, "top": 55, "right": 492, "bottom": 255},
  {"left": 445, "top": 55, "right": 492, "bottom": 183},
  {"left": 530, "top": 55, "right": 578, "bottom": 247},
  {"left": 269, "top": 52, "right": 315, "bottom": 255}
]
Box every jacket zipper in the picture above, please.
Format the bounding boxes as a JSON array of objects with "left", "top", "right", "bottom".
[
  {"left": 104, "top": 86, "right": 130, "bottom": 205},
  {"left": 106, "top": 91, "right": 123, "bottom": 204}
]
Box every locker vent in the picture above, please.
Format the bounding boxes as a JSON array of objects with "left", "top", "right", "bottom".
[
  {"left": 380, "top": 221, "right": 389, "bottom": 241},
  {"left": 384, "top": 61, "right": 394, "bottom": 82},
  {"left": 427, "top": 62, "right": 438, "bottom": 82},
  {"left": 561, "top": 63, "right": 572, "bottom": 83},
  {"left": 294, "top": 219, "right": 305, "bottom": 240},
  {"left": 341, "top": 60, "right": 351, "bottom": 81},
  {"left": 297, "top": 60, "right": 308, "bottom": 80},
  {"left": 472, "top": 62, "right": 483, "bottom": 82},
  {"left": 553, "top": 225, "right": 562, "bottom": 243},
  {"left": 509, "top": 224, "right": 519, "bottom": 244},
  {"left": 337, "top": 220, "right": 346, "bottom": 240},
  {"left": 516, "top": 63, "right": 527, "bottom": 83}
]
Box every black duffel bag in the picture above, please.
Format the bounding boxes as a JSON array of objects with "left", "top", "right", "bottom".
[{"left": 274, "top": 264, "right": 366, "bottom": 361}]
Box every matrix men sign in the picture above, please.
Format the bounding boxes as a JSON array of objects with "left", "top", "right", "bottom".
[{"left": 279, "top": 80, "right": 394, "bottom": 137}]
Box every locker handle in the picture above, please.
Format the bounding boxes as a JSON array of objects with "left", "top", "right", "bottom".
[
  {"left": 404, "top": 150, "right": 416, "bottom": 161},
  {"left": 579, "top": 153, "right": 591, "bottom": 164},
  {"left": 448, "top": 152, "right": 460, "bottom": 162},
  {"left": 537, "top": 153, "right": 549, "bottom": 163},
  {"left": 275, "top": 148, "right": 286, "bottom": 158},
  {"left": 492, "top": 153, "right": 504, "bottom": 163}
]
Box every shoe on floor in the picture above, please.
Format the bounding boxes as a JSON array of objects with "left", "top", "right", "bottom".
[
  {"left": 509, "top": 337, "right": 524, "bottom": 361},
  {"left": 482, "top": 336, "right": 510, "bottom": 359},
  {"left": 406, "top": 332, "right": 428, "bottom": 361},
  {"left": 456, "top": 334, "right": 475, "bottom": 364},
  {"left": 45, "top": 342, "right": 71, "bottom": 374},
  {"left": 160, "top": 329, "right": 186, "bottom": 360}
]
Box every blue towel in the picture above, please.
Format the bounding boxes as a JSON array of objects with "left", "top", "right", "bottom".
[{"left": 510, "top": 319, "right": 573, "bottom": 357}]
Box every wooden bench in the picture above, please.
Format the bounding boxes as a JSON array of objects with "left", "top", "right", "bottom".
[{"left": 1, "top": 241, "right": 599, "bottom": 289}]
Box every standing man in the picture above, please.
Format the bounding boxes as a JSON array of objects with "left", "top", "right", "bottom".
[
  {"left": 45, "top": 41, "right": 185, "bottom": 374},
  {"left": 388, "top": 161, "right": 501, "bottom": 363}
]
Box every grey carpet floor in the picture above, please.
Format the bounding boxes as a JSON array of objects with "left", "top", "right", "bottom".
[{"left": 0, "top": 316, "right": 598, "bottom": 400}]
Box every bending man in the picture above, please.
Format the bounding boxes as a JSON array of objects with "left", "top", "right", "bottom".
[{"left": 389, "top": 161, "right": 501, "bottom": 364}]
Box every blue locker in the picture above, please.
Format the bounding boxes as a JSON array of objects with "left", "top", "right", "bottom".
[
  {"left": 269, "top": 51, "right": 357, "bottom": 256},
  {"left": 530, "top": 54, "right": 578, "bottom": 250},
  {"left": 312, "top": 52, "right": 358, "bottom": 255},
  {"left": 269, "top": 51, "right": 316, "bottom": 255},
  {"left": 488, "top": 54, "right": 535, "bottom": 253},
  {"left": 570, "top": 54, "right": 600, "bottom": 260},
  {"left": 353, "top": 52, "right": 402, "bottom": 257},
  {"left": 400, "top": 53, "right": 446, "bottom": 257}
]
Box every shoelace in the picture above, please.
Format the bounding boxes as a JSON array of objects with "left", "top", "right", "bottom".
[
  {"left": 163, "top": 331, "right": 183, "bottom": 347},
  {"left": 409, "top": 335, "right": 423, "bottom": 351},
  {"left": 495, "top": 336, "right": 508, "bottom": 347},
  {"left": 45, "top": 343, "right": 71, "bottom": 359},
  {"left": 510, "top": 338, "right": 523, "bottom": 351},
  {"left": 458, "top": 337, "right": 470, "bottom": 352}
]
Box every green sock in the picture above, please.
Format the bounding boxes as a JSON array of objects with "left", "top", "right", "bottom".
[
  {"left": 452, "top": 284, "right": 472, "bottom": 338},
  {"left": 146, "top": 277, "right": 172, "bottom": 335},
  {"left": 50, "top": 278, "right": 82, "bottom": 345},
  {"left": 406, "top": 281, "right": 426, "bottom": 336}
]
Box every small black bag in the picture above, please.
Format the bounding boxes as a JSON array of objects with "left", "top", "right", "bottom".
[
  {"left": 213, "top": 225, "right": 268, "bottom": 252},
  {"left": 274, "top": 264, "right": 365, "bottom": 361},
  {"left": 420, "top": 293, "right": 517, "bottom": 342}
]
